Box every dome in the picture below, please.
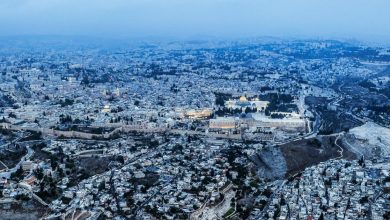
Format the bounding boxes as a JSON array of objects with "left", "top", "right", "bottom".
[{"left": 239, "top": 96, "right": 248, "bottom": 102}]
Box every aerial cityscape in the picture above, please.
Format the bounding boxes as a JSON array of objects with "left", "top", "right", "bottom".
[{"left": 0, "top": 1, "right": 389, "bottom": 220}]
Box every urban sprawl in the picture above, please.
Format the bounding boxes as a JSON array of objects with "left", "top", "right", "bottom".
[{"left": 0, "top": 38, "right": 389, "bottom": 219}]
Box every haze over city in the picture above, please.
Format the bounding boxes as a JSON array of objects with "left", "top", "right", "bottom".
[{"left": 1, "top": 0, "right": 390, "bottom": 43}]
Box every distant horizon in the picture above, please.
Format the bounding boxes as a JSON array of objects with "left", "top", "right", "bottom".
[
  {"left": 0, "top": 34, "right": 389, "bottom": 47},
  {"left": 1, "top": 0, "right": 390, "bottom": 46}
]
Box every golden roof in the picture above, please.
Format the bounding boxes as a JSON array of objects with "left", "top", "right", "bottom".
[{"left": 239, "top": 96, "right": 248, "bottom": 102}]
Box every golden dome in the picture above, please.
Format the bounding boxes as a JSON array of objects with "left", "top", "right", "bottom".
[{"left": 239, "top": 96, "right": 248, "bottom": 102}]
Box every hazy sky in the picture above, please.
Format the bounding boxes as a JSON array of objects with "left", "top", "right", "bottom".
[{"left": 0, "top": 0, "right": 389, "bottom": 42}]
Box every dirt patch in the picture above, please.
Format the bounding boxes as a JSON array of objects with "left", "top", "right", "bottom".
[
  {"left": 305, "top": 96, "right": 328, "bottom": 106},
  {"left": 31, "top": 142, "right": 52, "bottom": 161},
  {"left": 0, "top": 146, "right": 27, "bottom": 168},
  {"left": 75, "top": 156, "right": 116, "bottom": 177},
  {"left": 0, "top": 199, "right": 50, "bottom": 220},
  {"left": 317, "top": 109, "right": 362, "bottom": 135},
  {"left": 280, "top": 136, "right": 357, "bottom": 178},
  {"left": 250, "top": 146, "right": 287, "bottom": 180}
]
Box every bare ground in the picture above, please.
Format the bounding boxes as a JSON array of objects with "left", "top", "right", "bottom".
[{"left": 281, "top": 136, "right": 356, "bottom": 178}]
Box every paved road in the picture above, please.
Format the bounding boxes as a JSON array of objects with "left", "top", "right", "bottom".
[{"left": 334, "top": 133, "right": 344, "bottom": 159}]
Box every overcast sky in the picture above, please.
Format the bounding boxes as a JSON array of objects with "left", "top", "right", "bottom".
[{"left": 0, "top": 0, "right": 389, "bottom": 42}]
